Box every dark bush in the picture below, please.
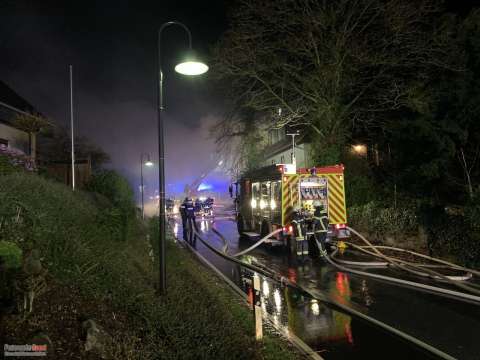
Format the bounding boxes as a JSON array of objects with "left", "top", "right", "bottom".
[
  {"left": 85, "top": 170, "right": 136, "bottom": 241},
  {"left": 348, "top": 201, "right": 419, "bottom": 236}
]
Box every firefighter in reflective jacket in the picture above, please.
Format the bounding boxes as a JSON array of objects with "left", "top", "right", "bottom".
[
  {"left": 292, "top": 208, "right": 309, "bottom": 256},
  {"left": 312, "top": 202, "right": 329, "bottom": 253},
  {"left": 180, "top": 197, "right": 195, "bottom": 241}
]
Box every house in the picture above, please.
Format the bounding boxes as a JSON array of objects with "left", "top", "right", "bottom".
[
  {"left": 261, "top": 127, "right": 314, "bottom": 169},
  {"left": 0, "top": 81, "right": 36, "bottom": 155}
]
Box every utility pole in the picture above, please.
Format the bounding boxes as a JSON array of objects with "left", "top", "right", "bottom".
[
  {"left": 286, "top": 130, "right": 300, "bottom": 167},
  {"left": 69, "top": 65, "right": 75, "bottom": 191}
]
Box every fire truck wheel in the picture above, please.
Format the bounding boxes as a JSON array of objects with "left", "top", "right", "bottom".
[
  {"left": 260, "top": 220, "right": 271, "bottom": 238},
  {"left": 237, "top": 215, "right": 245, "bottom": 235}
]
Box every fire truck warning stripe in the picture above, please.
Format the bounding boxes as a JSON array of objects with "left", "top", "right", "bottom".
[
  {"left": 328, "top": 200, "right": 345, "bottom": 223},
  {"left": 327, "top": 176, "right": 343, "bottom": 195},
  {"left": 282, "top": 173, "right": 347, "bottom": 225},
  {"left": 282, "top": 176, "right": 299, "bottom": 225},
  {"left": 326, "top": 174, "right": 347, "bottom": 224},
  {"left": 328, "top": 194, "right": 346, "bottom": 219},
  {"left": 329, "top": 189, "right": 345, "bottom": 210}
]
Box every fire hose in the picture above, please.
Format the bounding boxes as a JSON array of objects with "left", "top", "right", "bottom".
[
  {"left": 210, "top": 221, "right": 283, "bottom": 257},
  {"left": 344, "top": 227, "right": 478, "bottom": 288},
  {"left": 317, "top": 227, "right": 480, "bottom": 304},
  {"left": 205, "top": 219, "right": 480, "bottom": 303},
  {"left": 181, "top": 219, "right": 458, "bottom": 359}
]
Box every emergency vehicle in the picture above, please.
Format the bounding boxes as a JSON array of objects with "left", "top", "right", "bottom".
[{"left": 233, "top": 164, "right": 349, "bottom": 252}]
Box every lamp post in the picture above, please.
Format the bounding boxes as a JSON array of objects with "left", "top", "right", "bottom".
[
  {"left": 157, "top": 21, "right": 208, "bottom": 295},
  {"left": 140, "top": 153, "right": 154, "bottom": 220}
]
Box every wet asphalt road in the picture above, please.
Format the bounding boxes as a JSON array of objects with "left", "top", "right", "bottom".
[{"left": 171, "top": 212, "right": 480, "bottom": 360}]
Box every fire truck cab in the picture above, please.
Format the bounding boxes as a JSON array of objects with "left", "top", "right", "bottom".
[{"left": 234, "top": 164, "right": 349, "bottom": 252}]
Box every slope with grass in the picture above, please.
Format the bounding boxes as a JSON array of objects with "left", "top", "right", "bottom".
[{"left": 0, "top": 172, "right": 303, "bottom": 359}]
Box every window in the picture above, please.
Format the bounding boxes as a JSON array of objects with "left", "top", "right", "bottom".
[
  {"left": 0, "top": 138, "right": 8, "bottom": 146},
  {"left": 260, "top": 182, "right": 271, "bottom": 210},
  {"left": 251, "top": 182, "right": 261, "bottom": 210}
]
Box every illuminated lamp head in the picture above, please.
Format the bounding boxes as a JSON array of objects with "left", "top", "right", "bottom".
[{"left": 175, "top": 50, "right": 209, "bottom": 76}]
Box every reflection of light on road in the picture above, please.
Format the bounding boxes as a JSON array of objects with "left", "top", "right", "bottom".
[
  {"left": 273, "top": 314, "right": 279, "bottom": 327},
  {"left": 261, "top": 298, "right": 267, "bottom": 314},
  {"left": 345, "top": 323, "right": 354, "bottom": 344},
  {"left": 199, "top": 220, "right": 209, "bottom": 232},
  {"left": 262, "top": 280, "right": 270, "bottom": 297},
  {"left": 274, "top": 289, "right": 282, "bottom": 312},
  {"left": 336, "top": 272, "right": 351, "bottom": 298},
  {"left": 311, "top": 299, "right": 320, "bottom": 316}
]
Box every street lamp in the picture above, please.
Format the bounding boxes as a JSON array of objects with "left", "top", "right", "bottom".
[
  {"left": 352, "top": 144, "right": 367, "bottom": 156},
  {"left": 140, "top": 153, "right": 154, "bottom": 220},
  {"left": 157, "top": 21, "right": 208, "bottom": 295}
]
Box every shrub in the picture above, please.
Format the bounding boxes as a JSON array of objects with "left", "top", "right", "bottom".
[
  {"left": 0, "top": 144, "right": 36, "bottom": 174},
  {"left": 425, "top": 212, "right": 480, "bottom": 267},
  {"left": 349, "top": 198, "right": 480, "bottom": 267},
  {"left": 85, "top": 170, "right": 136, "bottom": 241},
  {"left": 0, "top": 173, "right": 300, "bottom": 359},
  {"left": 0, "top": 241, "right": 22, "bottom": 269},
  {"left": 0, "top": 173, "right": 114, "bottom": 281},
  {"left": 348, "top": 201, "right": 418, "bottom": 235}
]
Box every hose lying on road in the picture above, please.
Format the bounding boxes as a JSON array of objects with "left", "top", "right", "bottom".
[
  {"left": 231, "top": 229, "right": 283, "bottom": 257},
  {"left": 211, "top": 225, "right": 229, "bottom": 254},
  {"left": 210, "top": 222, "right": 283, "bottom": 258},
  {"left": 186, "top": 219, "right": 285, "bottom": 283},
  {"left": 208, "top": 220, "right": 480, "bottom": 300},
  {"left": 345, "top": 226, "right": 479, "bottom": 292},
  {"left": 338, "top": 240, "right": 473, "bottom": 281},
  {"left": 356, "top": 244, "right": 480, "bottom": 277},
  {"left": 184, "top": 219, "right": 457, "bottom": 360},
  {"left": 331, "top": 255, "right": 390, "bottom": 268},
  {"left": 319, "top": 229, "right": 480, "bottom": 304}
]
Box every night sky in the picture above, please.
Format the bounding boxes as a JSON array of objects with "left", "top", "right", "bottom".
[
  {"left": 2, "top": 0, "right": 480, "bottom": 202},
  {"left": 0, "top": 0, "right": 230, "bottom": 200}
]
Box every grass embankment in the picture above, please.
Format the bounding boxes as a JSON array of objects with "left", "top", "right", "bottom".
[{"left": 0, "top": 173, "right": 302, "bottom": 359}]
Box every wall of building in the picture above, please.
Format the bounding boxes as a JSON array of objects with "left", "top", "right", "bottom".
[
  {"left": 0, "top": 122, "right": 29, "bottom": 154},
  {"left": 263, "top": 142, "right": 312, "bottom": 168}
]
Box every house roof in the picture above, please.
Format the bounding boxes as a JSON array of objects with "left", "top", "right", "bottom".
[
  {"left": 0, "top": 81, "right": 39, "bottom": 129},
  {"left": 0, "top": 81, "right": 36, "bottom": 113}
]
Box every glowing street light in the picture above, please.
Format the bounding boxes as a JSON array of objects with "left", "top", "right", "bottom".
[
  {"left": 352, "top": 144, "right": 367, "bottom": 156},
  {"left": 175, "top": 52, "right": 208, "bottom": 75},
  {"left": 156, "top": 21, "right": 208, "bottom": 295}
]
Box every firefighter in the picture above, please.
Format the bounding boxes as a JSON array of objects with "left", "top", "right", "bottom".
[
  {"left": 312, "top": 201, "right": 329, "bottom": 253},
  {"left": 180, "top": 197, "right": 195, "bottom": 241},
  {"left": 292, "top": 208, "right": 309, "bottom": 257}
]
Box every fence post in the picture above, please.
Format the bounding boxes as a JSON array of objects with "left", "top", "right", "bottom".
[{"left": 252, "top": 273, "right": 263, "bottom": 341}]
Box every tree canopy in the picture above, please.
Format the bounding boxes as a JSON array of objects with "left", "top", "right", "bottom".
[{"left": 211, "top": 0, "right": 480, "bottom": 206}]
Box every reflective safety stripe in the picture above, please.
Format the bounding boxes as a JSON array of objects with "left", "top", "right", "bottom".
[
  {"left": 313, "top": 215, "right": 329, "bottom": 231},
  {"left": 325, "top": 173, "right": 347, "bottom": 224},
  {"left": 281, "top": 172, "right": 347, "bottom": 226},
  {"left": 282, "top": 175, "right": 300, "bottom": 225}
]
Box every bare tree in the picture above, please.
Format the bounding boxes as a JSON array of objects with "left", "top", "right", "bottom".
[{"left": 211, "top": 0, "right": 459, "bottom": 169}]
